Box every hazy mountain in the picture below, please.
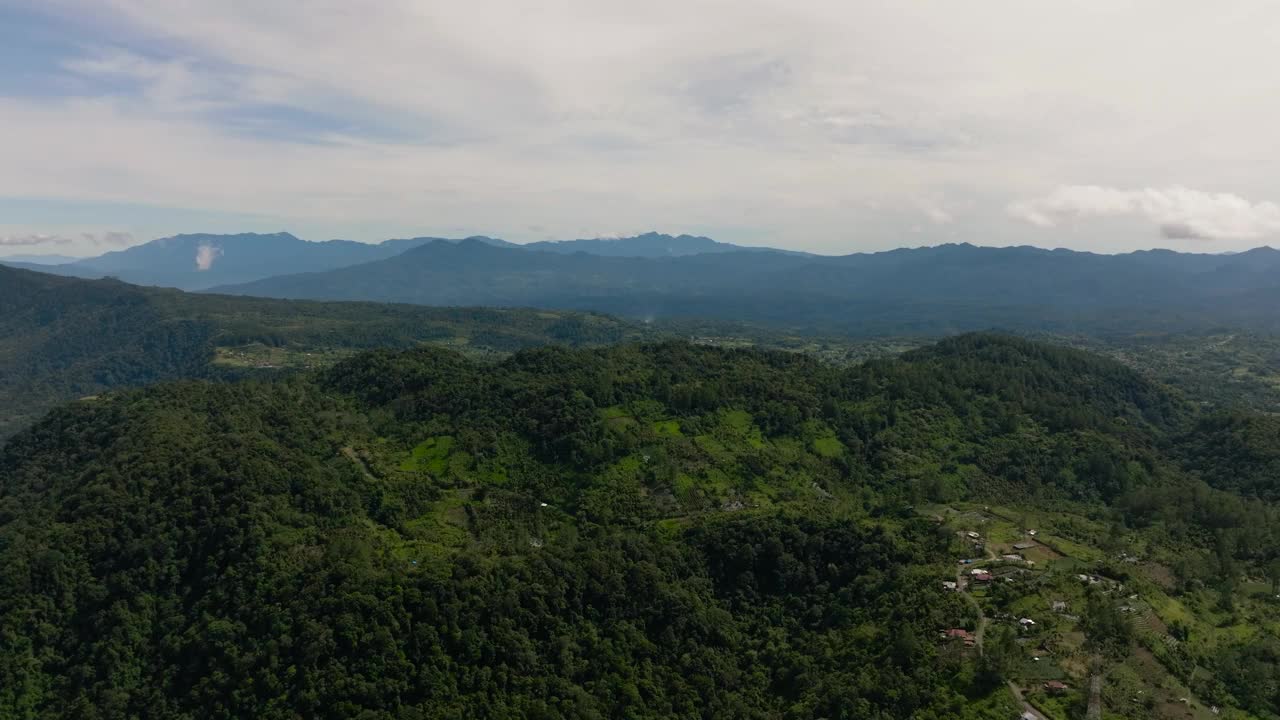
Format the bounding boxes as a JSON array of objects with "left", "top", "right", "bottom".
[
  {"left": 520, "top": 231, "right": 808, "bottom": 257},
  {"left": 212, "top": 240, "right": 1280, "bottom": 335},
  {"left": 28, "top": 232, "right": 460, "bottom": 290},
  {"left": 21, "top": 231, "right": 800, "bottom": 290}
]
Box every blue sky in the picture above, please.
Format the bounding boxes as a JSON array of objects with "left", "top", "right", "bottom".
[{"left": 3, "top": 1, "right": 1280, "bottom": 257}]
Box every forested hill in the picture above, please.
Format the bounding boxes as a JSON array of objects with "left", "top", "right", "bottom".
[
  {"left": 2, "top": 335, "right": 1277, "bottom": 718},
  {"left": 0, "top": 265, "right": 647, "bottom": 439}
]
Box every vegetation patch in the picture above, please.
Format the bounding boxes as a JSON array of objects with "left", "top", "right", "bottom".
[{"left": 400, "top": 435, "right": 455, "bottom": 474}]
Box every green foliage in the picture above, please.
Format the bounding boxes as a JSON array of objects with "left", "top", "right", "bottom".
[
  {"left": 400, "top": 436, "right": 455, "bottom": 473},
  {"left": 2, "top": 334, "right": 1280, "bottom": 717},
  {"left": 0, "top": 266, "right": 651, "bottom": 440}
]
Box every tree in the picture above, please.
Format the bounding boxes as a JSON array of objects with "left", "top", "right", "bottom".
[{"left": 979, "top": 625, "right": 1020, "bottom": 688}]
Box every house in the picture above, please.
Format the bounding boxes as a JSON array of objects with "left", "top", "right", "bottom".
[
  {"left": 1013, "top": 541, "right": 1036, "bottom": 550},
  {"left": 972, "top": 571, "right": 993, "bottom": 583},
  {"left": 943, "top": 581, "right": 958, "bottom": 591},
  {"left": 1002, "top": 554, "right": 1023, "bottom": 561},
  {"left": 967, "top": 531, "right": 980, "bottom": 539},
  {"left": 1051, "top": 600, "right": 1068, "bottom": 612},
  {"left": 970, "top": 568, "right": 990, "bottom": 575},
  {"left": 1018, "top": 617, "right": 1036, "bottom": 627},
  {"left": 1027, "top": 529, "right": 1037, "bottom": 536},
  {"left": 1044, "top": 680, "right": 1068, "bottom": 695},
  {"left": 944, "top": 628, "right": 976, "bottom": 647}
]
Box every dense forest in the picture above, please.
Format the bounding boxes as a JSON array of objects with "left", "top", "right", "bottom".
[
  {"left": 8, "top": 264, "right": 1279, "bottom": 444},
  {"left": 0, "top": 265, "right": 647, "bottom": 439},
  {"left": 2, "top": 335, "right": 1278, "bottom": 718}
]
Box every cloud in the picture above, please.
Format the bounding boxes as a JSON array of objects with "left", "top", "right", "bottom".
[
  {"left": 1009, "top": 186, "right": 1280, "bottom": 241},
  {"left": 0, "top": 234, "right": 74, "bottom": 246},
  {"left": 4, "top": 2, "right": 1280, "bottom": 252},
  {"left": 195, "top": 243, "right": 221, "bottom": 270},
  {"left": 91, "top": 231, "right": 136, "bottom": 246},
  {"left": 918, "top": 200, "right": 953, "bottom": 225},
  {"left": 0, "top": 231, "right": 134, "bottom": 247}
]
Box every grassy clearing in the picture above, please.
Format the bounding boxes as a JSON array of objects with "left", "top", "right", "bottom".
[
  {"left": 400, "top": 435, "right": 454, "bottom": 473},
  {"left": 652, "top": 419, "right": 682, "bottom": 437},
  {"left": 811, "top": 435, "right": 844, "bottom": 458}
]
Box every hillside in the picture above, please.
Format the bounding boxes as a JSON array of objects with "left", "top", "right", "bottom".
[
  {"left": 213, "top": 240, "right": 1280, "bottom": 336},
  {"left": 8, "top": 262, "right": 1280, "bottom": 444},
  {"left": 0, "top": 265, "right": 649, "bottom": 439},
  {"left": 1, "top": 336, "right": 1278, "bottom": 719}
]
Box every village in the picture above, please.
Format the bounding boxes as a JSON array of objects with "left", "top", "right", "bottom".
[{"left": 925, "top": 504, "right": 1234, "bottom": 720}]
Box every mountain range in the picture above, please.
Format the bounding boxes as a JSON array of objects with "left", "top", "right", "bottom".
[
  {"left": 8, "top": 230, "right": 1280, "bottom": 335},
  {"left": 0, "top": 232, "right": 459, "bottom": 290},
  {"left": 520, "top": 231, "right": 806, "bottom": 257},
  {"left": 0, "top": 231, "right": 779, "bottom": 291},
  {"left": 214, "top": 238, "right": 1280, "bottom": 336}
]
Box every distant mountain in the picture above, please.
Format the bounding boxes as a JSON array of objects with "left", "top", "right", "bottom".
[
  {"left": 213, "top": 240, "right": 1280, "bottom": 335},
  {"left": 520, "top": 231, "right": 807, "bottom": 257},
  {"left": 28, "top": 232, "right": 458, "bottom": 290},
  {"left": 0, "top": 253, "right": 83, "bottom": 265},
  {"left": 24, "top": 231, "right": 797, "bottom": 290},
  {"left": 213, "top": 237, "right": 809, "bottom": 307}
]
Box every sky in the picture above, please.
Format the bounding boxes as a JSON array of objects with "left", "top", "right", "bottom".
[{"left": 2, "top": 0, "right": 1280, "bottom": 256}]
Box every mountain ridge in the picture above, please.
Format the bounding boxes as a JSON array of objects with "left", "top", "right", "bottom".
[{"left": 211, "top": 239, "right": 1280, "bottom": 335}]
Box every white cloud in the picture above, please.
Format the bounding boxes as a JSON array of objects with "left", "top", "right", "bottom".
[
  {"left": 1009, "top": 186, "right": 1280, "bottom": 241},
  {"left": 3, "top": 1, "right": 1280, "bottom": 252},
  {"left": 194, "top": 244, "right": 221, "bottom": 270},
  {"left": 918, "top": 200, "right": 954, "bottom": 225}
]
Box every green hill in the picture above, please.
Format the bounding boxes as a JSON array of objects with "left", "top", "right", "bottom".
[
  {"left": 2, "top": 336, "right": 1277, "bottom": 718},
  {"left": 0, "top": 265, "right": 648, "bottom": 439}
]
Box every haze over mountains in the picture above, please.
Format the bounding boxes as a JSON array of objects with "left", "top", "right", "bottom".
[
  {"left": 0, "top": 231, "right": 782, "bottom": 291},
  {"left": 216, "top": 237, "right": 1280, "bottom": 336},
  {"left": 0, "top": 232, "right": 457, "bottom": 290},
  {"left": 8, "top": 230, "right": 1278, "bottom": 335}
]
